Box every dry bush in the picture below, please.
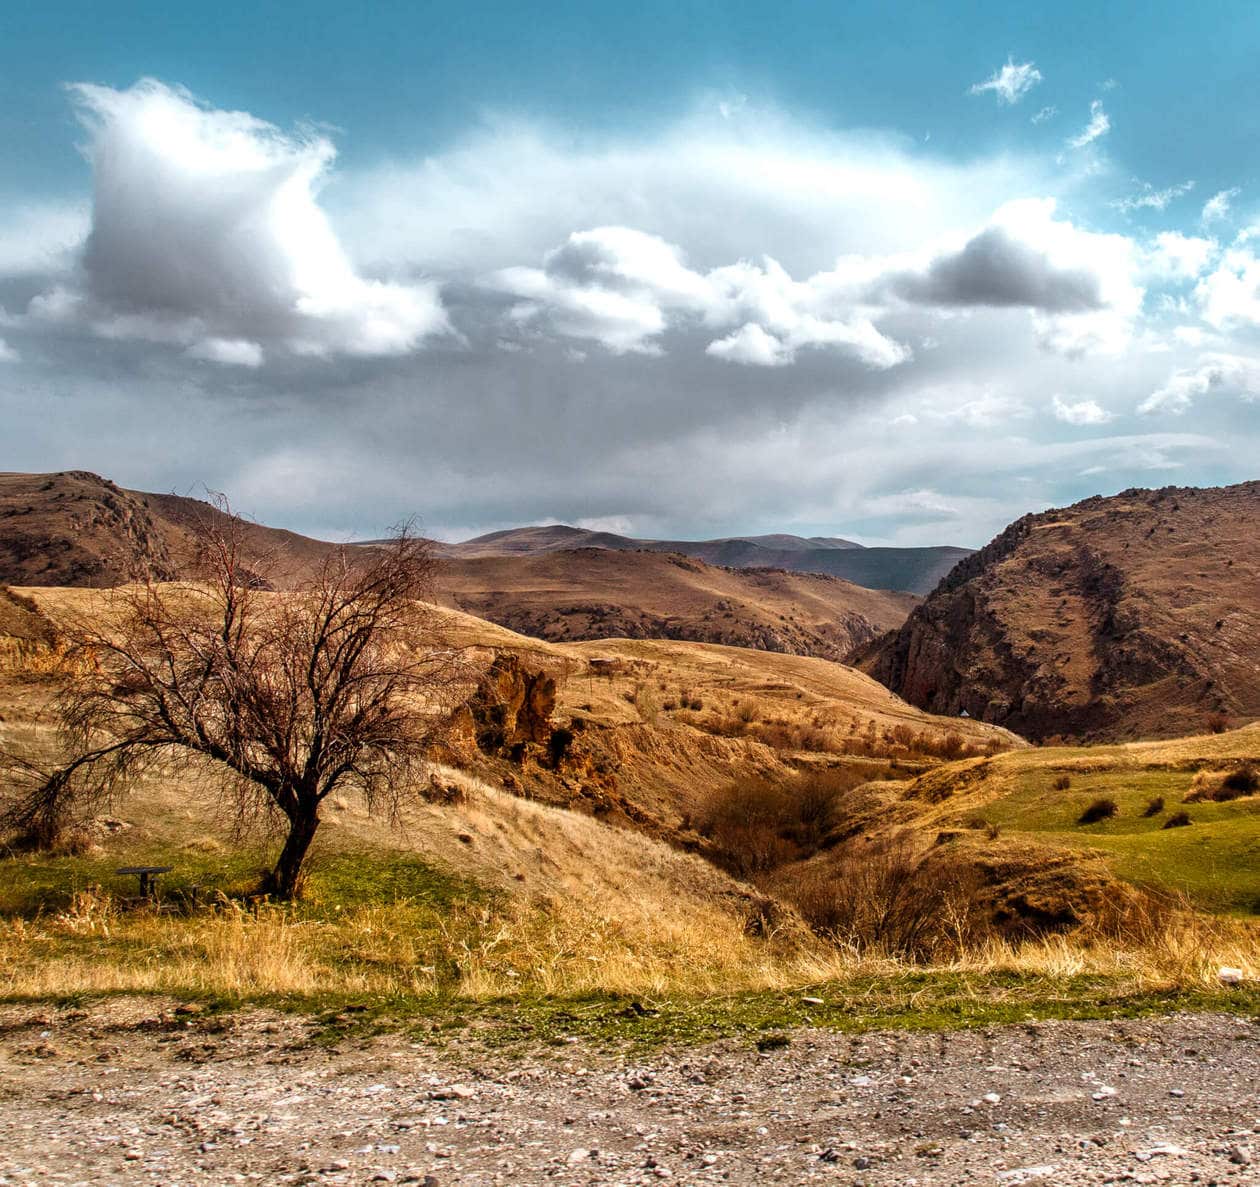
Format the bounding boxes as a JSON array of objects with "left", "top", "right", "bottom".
[
  {"left": 1142, "top": 796, "right": 1165, "bottom": 817},
  {"left": 1187, "top": 766, "right": 1258, "bottom": 803},
  {"left": 1206, "top": 712, "right": 1231, "bottom": 735},
  {"left": 698, "top": 769, "right": 868, "bottom": 879},
  {"left": 777, "top": 836, "right": 985, "bottom": 960},
  {"left": 1052, "top": 774, "right": 1072, "bottom": 791},
  {"left": 1078, "top": 797, "right": 1118, "bottom": 825},
  {"left": 1163, "top": 810, "right": 1192, "bottom": 829}
]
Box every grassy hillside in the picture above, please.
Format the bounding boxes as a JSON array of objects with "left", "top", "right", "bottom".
[{"left": 899, "top": 725, "right": 1260, "bottom": 913}]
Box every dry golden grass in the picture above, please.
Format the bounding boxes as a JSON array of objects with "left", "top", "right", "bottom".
[{"left": 3, "top": 879, "right": 1257, "bottom": 1003}]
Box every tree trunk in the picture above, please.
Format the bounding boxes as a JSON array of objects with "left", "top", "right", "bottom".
[{"left": 263, "top": 805, "right": 320, "bottom": 900}]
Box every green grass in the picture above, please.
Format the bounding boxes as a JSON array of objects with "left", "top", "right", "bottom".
[
  {"left": 216, "top": 974, "right": 1260, "bottom": 1051},
  {"left": 958, "top": 767, "right": 1260, "bottom": 912},
  {"left": 0, "top": 840, "right": 485, "bottom": 920}
]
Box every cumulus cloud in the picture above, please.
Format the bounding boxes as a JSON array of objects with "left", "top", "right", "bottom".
[
  {"left": 1201, "top": 188, "right": 1240, "bottom": 224},
  {"left": 969, "top": 59, "right": 1043, "bottom": 105},
  {"left": 0, "top": 339, "right": 18, "bottom": 363},
  {"left": 705, "top": 323, "right": 792, "bottom": 366},
  {"left": 889, "top": 224, "right": 1102, "bottom": 311},
  {"left": 490, "top": 225, "right": 909, "bottom": 368},
  {"left": 487, "top": 199, "right": 1146, "bottom": 366},
  {"left": 1139, "top": 353, "right": 1260, "bottom": 414},
  {"left": 1067, "top": 100, "right": 1110, "bottom": 149},
  {"left": 27, "top": 80, "right": 449, "bottom": 362},
  {"left": 1194, "top": 245, "right": 1260, "bottom": 328},
  {"left": 1051, "top": 395, "right": 1114, "bottom": 425}
]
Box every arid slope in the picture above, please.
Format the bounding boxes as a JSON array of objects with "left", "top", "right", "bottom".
[
  {"left": 0, "top": 470, "right": 339, "bottom": 587},
  {"left": 439, "top": 548, "right": 917, "bottom": 660},
  {"left": 859, "top": 482, "right": 1260, "bottom": 742}
]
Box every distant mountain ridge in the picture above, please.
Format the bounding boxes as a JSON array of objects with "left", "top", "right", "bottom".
[{"left": 437, "top": 525, "right": 969, "bottom": 595}]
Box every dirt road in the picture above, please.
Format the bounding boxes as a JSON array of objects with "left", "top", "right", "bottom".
[{"left": 2, "top": 1002, "right": 1258, "bottom": 1185}]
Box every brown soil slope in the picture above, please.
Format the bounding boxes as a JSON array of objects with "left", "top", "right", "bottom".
[
  {"left": 0, "top": 472, "right": 916, "bottom": 661},
  {"left": 0, "top": 471, "right": 339, "bottom": 588},
  {"left": 439, "top": 548, "right": 917, "bottom": 661},
  {"left": 859, "top": 482, "right": 1260, "bottom": 742}
]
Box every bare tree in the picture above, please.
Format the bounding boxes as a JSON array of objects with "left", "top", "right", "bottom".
[{"left": 1, "top": 502, "right": 459, "bottom": 899}]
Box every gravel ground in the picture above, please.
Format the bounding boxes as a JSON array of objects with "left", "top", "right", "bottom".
[{"left": 2, "top": 1002, "right": 1259, "bottom": 1185}]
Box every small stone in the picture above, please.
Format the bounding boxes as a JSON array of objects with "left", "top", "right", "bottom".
[
  {"left": 701, "top": 1153, "right": 719, "bottom": 1165},
  {"left": 801, "top": 996, "right": 825, "bottom": 1006},
  {"left": 567, "top": 1149, "right": 590, "bottom": 1164},
  {"left": 853, "top": 1156, "right": 872, "bottom": 1170},
  {"left": 324, "top": 1160, "right": 350, "bottom": 1172},
  {"left": 983, "top": 1092, "right": 1002, "bottom": 1104},
  {"left": 1229, "top": 1145, "right": 1253, "bottom": 1166},
  {"left": 429, "top": 1084, "right": 475, "bottom": 1101}
]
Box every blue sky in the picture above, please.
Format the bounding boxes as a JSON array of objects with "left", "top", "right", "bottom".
[{"left": 1, "top": 2, "right": 1259, "bottom": 545}]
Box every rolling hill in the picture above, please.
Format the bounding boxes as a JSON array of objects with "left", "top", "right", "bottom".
[
  {"left": 438, "top": 547, "right": 917, "bottom": 661},
  {"left": 0, "top": 471, "right": 920, "bottom": 661},
  {"left": 858, "top": 482, "right": 1260, "bottom": 742},
  {"left": 0, "top": 470, "right": 338, "bottom": 588},
  {"left": 437, "top": 525, "right": 970, "bottom": 595}
]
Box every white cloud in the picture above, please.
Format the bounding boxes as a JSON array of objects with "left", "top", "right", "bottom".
[
  {"left": 489, "top": 199, "right": 1145, "bottom": 364},
  {"left": 1202, "top": 188, "right": 1240, "bottom": 224},
  {"left": 1030, "top": 105, "right": 1058, "bottom": 125},
  {"left": 706, "top": 322, "right": 792, "bottom": 366},
  {"left": 1143, "top": 232, "right": 1217, "bottom": 281},
  {"left": 1111, "top": 179, "right": 1195, "bottom": 214},
  {"left": 969, "top": 59, "right": 1043, "bottom": 105},
  {"left": 1139, "top": 353, "right": 1260, "bottom": 414},
  {"left": 1195, "top": 245, "right": 1260, "bottom": 329},
  {"left": 0, "top": 339, "right": 18, "bottom": 363},
  {"left": 1051, "top": 395, "right": 1114, "bottom": 425},
  {"left": 491, "top": 225, "right": 910, "bottom": 368},
  {"left": 1067, "top": 100, "right": 1110, "bottom": 149},
  {"left": 27, "top": 79, "right": 449, "bottom": 361},
  {"left": 185, "top": 337, "right": 264, "bottom": 367}
]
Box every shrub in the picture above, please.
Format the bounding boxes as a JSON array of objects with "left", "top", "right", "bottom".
[
  {"left": 1221, "top": 765, "right": 1258, "bottom": 797},
  {"left": 698, "top": 769, "right": 868, "bottom": 879},
  {"left": 1142, "top": 796, "right": 1165, "bottom": 818},
  {"left": 1163, "top": 810, "right": 1192, "bottom": 829},
  {"left": 1052, "top": 774, "right": 1072, "bottom": 791},
  {"left": 780, "top": 837, "right": 985, "bottom": 960},
  {"left": 1206, "top": 712, "right": 1231, "bottom": 735},
  {"left": 1078, "top": 797, "right": 1118, "bottom": 825}
]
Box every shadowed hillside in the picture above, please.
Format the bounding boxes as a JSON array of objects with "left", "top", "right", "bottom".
[
  {"left": 859, "top": 482, "right": 1260, "bottom": 742},
  {"left": 439, "top": 547, "right": 917, "bottom": 661}
]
